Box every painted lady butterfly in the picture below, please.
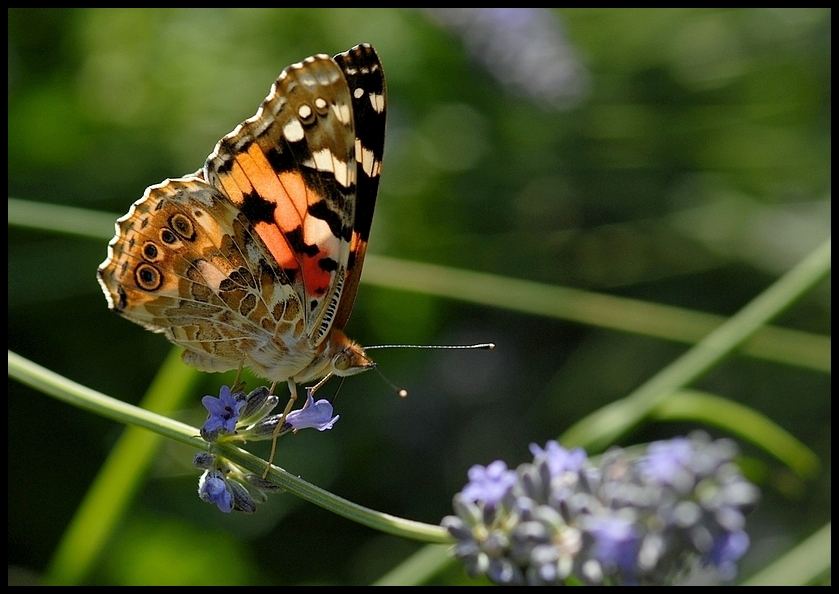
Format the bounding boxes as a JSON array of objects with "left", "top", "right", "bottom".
[{"left": 98, "top": 45, "right": 386, "bottom": 414}]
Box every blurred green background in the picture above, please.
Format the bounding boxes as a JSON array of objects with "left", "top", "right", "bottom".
[{"left": 8, "top": 8, "right": 830, "bottom": 585}]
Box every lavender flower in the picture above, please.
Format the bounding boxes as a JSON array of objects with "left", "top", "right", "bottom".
[
  {"left": 200, "top": 385, "right": 247, "bottom": 441},
  {"left": 199, "top": 385, "right": 339, "bottom": 443},
  {"left": 442, "top": 432, "right": 759, "bottom": 585},
  {"left": 194, "top": 453, "right": 283, "bottom": 514},
  {"left": 195, "top": 385, "right": 338, "bottom": 512},
  {"left": 198, "top": 469, "right": 234, "bottom": 513},
  {"left": 284, "top": 391, "right": 340, "bottom": 431},
  {"left": 461, "top": 460, "right": 518, "bottom": 507},
  {"left": 424, "top": 8, "right": 589, "bottom": 110},
  {"left": 585, "top": 514, "right": 642, "bottom": 583},
  {"left": 529, "top": 440, "right": 587, "bottom": 477}
]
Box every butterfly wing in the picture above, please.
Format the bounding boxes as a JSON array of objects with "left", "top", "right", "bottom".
[
  {"left": 204, "top": 52, "right": 358, "bottom": 346},
  {"left": 98, "top": 45, "right": 385, "bottom": 382},
  {"left": 332, "top": 44, "right": 387, "bottom": 330},
  {"left": 97, "top": 176, "right": 303, "bottom": 374}
]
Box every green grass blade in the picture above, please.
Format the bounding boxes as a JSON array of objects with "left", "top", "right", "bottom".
[
  {"left": 7, "top": 199, "right": 830, "bottom": 372},
  {"left": 741, "top": 522, "right": 831, "bottom": 586},
  {"left": 654, "top": 389, "right": 820, "bottom": 478},
  {"left": 561, "top": 238, "right": 831, "bottom": 452}
]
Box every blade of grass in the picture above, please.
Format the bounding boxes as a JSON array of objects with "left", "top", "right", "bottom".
[
  {"left": 8, "top": 199, "right": 830, "bottom": 372},
  {"left": 10, "top": 348, "right": 202, "bottom": 584},
  {"left": 363, "top": 255, "right": 829, "bottom": 373},
  {"left": 561, "top": 238, "right": 830, "bottom": 452},
  {"left": 372, "top": 543, "right": 453, "bottom": 586},
  {"left": 8, "top": 197, "right": 119, "bottom": 240},
  {"left": 653, "top": 389, "right": 820, "bottom": 478},
  {"left": 741, "top": 522, "right": 831, "bottom": 586},
  {"left": 8, "top": 350, "right": 451, "bottom": 585}
]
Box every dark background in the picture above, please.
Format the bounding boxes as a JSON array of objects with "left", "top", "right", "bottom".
[{"left": 9, "top": 8, "right": 831, "bottom": 585}]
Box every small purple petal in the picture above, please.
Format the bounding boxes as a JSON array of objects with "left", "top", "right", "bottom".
[
  {"left": 461, "top": 460, "right": 518, "bottom": 506},
  {"left": 285, "top": 391, "right": 339, "bottom": 431},
  {"left": 201, "top": 385, "right": 247, "bottom": 434},
  {"left": 640, "top": 437, "right": 692, "bottom": 474},
  {"left": 637, "top": 437, "right": 697, "bottom": 492},
  {"left": 529, "top": 440, "right": 587, "bottom": 477},
  {"left": 706, "top": 530, "right": 750, "bottom": 580},
  {"left": 587, "top": 515, "right": 641, "bottom": 578}
]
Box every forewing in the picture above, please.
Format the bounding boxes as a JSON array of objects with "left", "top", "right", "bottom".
[
  {"left": 332, "top": 43, "right": 387, "bottom": 330},
  {"left": 204, "top": 53, "right": 357, "bottom": 346}
]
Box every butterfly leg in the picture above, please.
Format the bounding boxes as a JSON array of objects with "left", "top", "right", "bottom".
[
  {"left": 310, "top": 373, "right": 334, "bottom": 393},
  {"left": 231, "top": 361, "right": 246, "bottom": 393},
  {"left": 262, "top": 379, "right": 299, "bottom": 478}
]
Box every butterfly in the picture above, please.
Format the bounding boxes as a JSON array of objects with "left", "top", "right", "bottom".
[{"left": 97, "top": 44, "right": 387, "bottom": 419}]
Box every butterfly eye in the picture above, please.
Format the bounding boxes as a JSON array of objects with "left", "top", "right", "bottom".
[{"left": 333, "top": 351, "right": 351, "bottom": 372}]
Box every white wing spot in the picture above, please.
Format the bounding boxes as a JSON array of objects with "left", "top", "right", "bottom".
[
  {"left": 314, "top": 97, "right": 328, "bottom": 110},
  {"left": 297, "top": 104, "right": 313, "bottom": 121},
  {"left": 306, "top": 148, "right": 352, "bottom": 187},
  {"left": 331, "top": 103, "right": 352, "bottom": 125},
  {"left": 356, "top": 140, "right": 381, "bottom": 178},
  {"left": 353, "top": 87, "right": 364, "bottom": 99},
  {"left": 316, "top": 69, "right": 340, "bottom": 86},
  {"left": 195, "top": 259, "right": 228, "bottom": 292},
  {"left": 283, "top": 118, "right": 305, "bottom": 143},
  {"left": 368, "top": 92, "right": 385, "bottom": 114},
  {"left": 298, "top": 72, "right": 317, "bottom": 89}
]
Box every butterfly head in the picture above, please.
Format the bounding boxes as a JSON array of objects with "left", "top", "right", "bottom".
[{"left": 324, "top": 329, "right": 375, "bottom": 379}]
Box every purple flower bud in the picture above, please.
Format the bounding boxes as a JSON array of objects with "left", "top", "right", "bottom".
[{"left": 198, "top": 470, "right": 233, "bottom": 513}]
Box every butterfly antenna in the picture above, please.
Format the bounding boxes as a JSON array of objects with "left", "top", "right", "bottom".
[
  {"left": 329, "top": 376, "right": 347, "bottom": 404},
  {"left": 370, "top": 366, "right": 408, "bottom": 398},
  {"left": 365, "top": 342, "right": 495, "bottom": 351},
  {"left": 363, "top": 342, "right": 495, "bottom": 398}
]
